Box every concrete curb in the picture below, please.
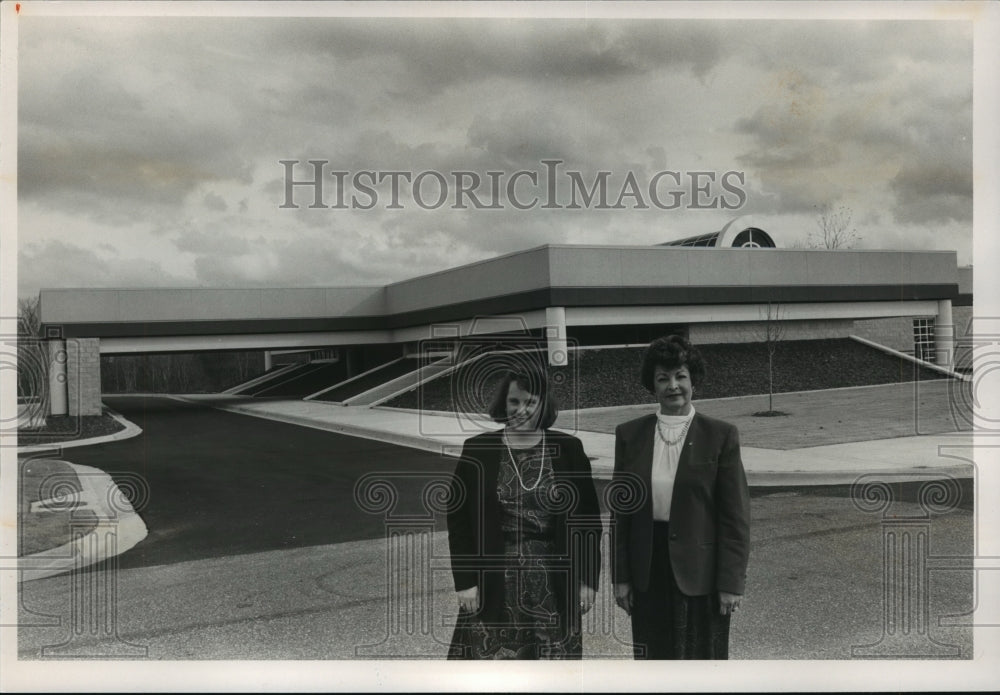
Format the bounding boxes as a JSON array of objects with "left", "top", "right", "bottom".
[
  {"left": 18, "top": 407, "right": 143, "bottom": 454},
  {"left": 18, "top": 462, "right": 148, "bottom": 583}
]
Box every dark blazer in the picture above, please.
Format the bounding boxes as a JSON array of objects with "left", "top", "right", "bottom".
[
  {"left": 611, "top": 412, "right": 750, "bottom": 597},
  {"left": 447, "top": 429, "right": 602, "bottom": 624}
]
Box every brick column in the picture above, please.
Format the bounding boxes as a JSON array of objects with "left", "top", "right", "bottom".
[{"left": 67, "top": 338, "right": 102, "bottom": 417}]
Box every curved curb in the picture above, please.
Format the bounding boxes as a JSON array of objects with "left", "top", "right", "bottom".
[
  {"left": 18, "top": 462, "right": 148, "bottom": 583},
  {"left": 17, "top": 407, "right": 143, "bottom": 454}
]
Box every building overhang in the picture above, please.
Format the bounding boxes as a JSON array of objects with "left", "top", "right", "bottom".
[
  {"left": 39, "top": 244, "right": 962, "bottom": 347},
  {"left": 92, "top": 300, "right": 943, "bottom": 354}
]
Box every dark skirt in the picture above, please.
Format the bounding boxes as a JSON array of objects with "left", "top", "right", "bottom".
[
  {"left": 631, "top": 521, "right": 731, "bottom": 659},
  {"left": 448, "top": 534, "right": 581, "bottom": 660}
]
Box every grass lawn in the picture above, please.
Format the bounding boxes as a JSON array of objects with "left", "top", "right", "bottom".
[
  {"left": 385, "top": 338, "right": 949, "bottom": 412},
  {"left": 18, "top": 413, "right": 124, "bottom": 447},
  {"left": 18, "top": 458, "right": 98, "bottom": 557},
  {"left": 559, "top": 380, "right": 970, "bottom": 449}
]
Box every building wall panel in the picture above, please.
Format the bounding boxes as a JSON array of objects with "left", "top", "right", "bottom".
[
  {"left": 689, "top": 319, "right": 854, "bottom": 345},
  {"left": 385, "top": 247, "right": 551, "bottom": 314},
  {"left": 852, "top": 316, "right": 925, "bottom": 353}
]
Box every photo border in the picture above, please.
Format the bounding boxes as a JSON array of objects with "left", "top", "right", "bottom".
[{"left": 1, "top": 0, "right": 998, "bottom": 691}]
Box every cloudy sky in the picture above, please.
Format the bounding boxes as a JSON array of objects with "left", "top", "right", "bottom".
[{"left": 14, "top": 8, "right": 975, "bottom": 298}]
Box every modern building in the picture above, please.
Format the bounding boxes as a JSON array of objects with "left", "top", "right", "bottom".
[{"left": 37, "top": 218, "right": 971, "bottom": 417}]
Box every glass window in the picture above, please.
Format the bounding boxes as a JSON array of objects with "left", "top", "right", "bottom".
[{"left": 913, "top": 318, "right": 935, "bottom": 362}]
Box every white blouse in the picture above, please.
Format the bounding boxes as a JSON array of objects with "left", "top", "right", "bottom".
[{"left": 650, "top": 407, "right": 695, "bottom": 521}]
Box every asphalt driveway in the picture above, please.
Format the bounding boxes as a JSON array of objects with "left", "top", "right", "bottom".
[
  {"left": 63, "top": 396, "right": 456, "bottom": 570},
  {"left": 17, "top": 395, "right": 974, "bottom": 661}
]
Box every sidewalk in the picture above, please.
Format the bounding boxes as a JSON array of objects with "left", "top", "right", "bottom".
[{"left": 180, "top": 391, "right": 975, "bottom": 486}]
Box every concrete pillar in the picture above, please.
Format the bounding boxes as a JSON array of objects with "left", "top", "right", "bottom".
[
  {"left": 48, "top": 339, "right": 68, "bottom": 417},
  {"left": 263, "top": 351, "right": 273, "bottom": 371},
  {"left": 545, "top": 306, "right": 568, "bottom": 367},
  {"left": 936, "top": 299, "right": 954, "bottom": 368}
]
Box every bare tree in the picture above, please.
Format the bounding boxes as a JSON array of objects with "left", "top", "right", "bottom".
[
  {"left": 745, "top": 301, "right": 787, "bottom": 415},
  {"left": 17, "top": 295, "right": 48, "bottom": 400},
  {"left": 234, "top": 351, "right": 258, "bottom": 383},
  {"left": 175, "top": 353, "right": 207, "bottom": 393},
  {"left": 17, "top": 296, "right": 41, "bottom": 335},
  {"left": 104, "top": 356, "right": 121, "bottom": 392},
  {"left": 119, "top": 356, "right": 139, "bottom": 393},
  {"left": 150, "top": 355, "right": 164, "bottom": 391},
  {"left": 811, "top": 205, "right": 858, "bottom": 249}
]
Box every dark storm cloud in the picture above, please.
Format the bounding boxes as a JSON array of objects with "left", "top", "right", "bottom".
[
  {"left": 265, "top": 19, "right": 637, "bottom": 88},
  {"left": 19, "top": 18, "right": 255, "bottom": 211},
  {"left": 18, "top": 240, "right": 184, "bottom": 295},
  {"left": 173, "top": 229, "right": 251, "bottom": 256},
  {"left": 734, "top": 104, "right": 844, "bottom": 213},
  {"left": 190, "top": 229, "right": 390, "bottom": 287},
  {"left": 738, "top": 20, "right": 971, "bottom": 86},
  {"left": 886, "top": 99, "right": 972, "bottom": 224},
  {"left": 729, "top": 21, "right": 971, "bottom": 222},
  {"left": 890, "top": 164, "right": 972, "bottom": 225},
  {"left": 18, "top": 132, "right": 242, "bottom": 211},
  {"left": 260, "top": 18, "right": 726, "bottom": 95},
  {"left": 203, "top": 193, "right": 228, "bottom": 212},
  {"left": 14, "top": 14, "right": 975, "bottom": 293},
  {"left": 618, "top": 22, "right": 726, "bottom": 80},
  {"left": 467, "top": 110, "right": 581, "bottom": 168}
]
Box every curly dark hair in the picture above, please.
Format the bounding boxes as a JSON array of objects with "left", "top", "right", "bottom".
[{"left": 640, "top": 334, "right": 707, "bottom": 393}]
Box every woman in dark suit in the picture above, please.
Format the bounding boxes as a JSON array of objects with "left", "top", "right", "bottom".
[
  {"left": 612, "top": 335, "right": 750, "bottom": 659},
  {"left": 447, "top": 367, "right": 602, "bottom": 659}
]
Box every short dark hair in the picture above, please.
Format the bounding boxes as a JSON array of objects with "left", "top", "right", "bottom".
[
  {"left": 487, "top": 369, "right": 559, "bottom": 429},
  {"left": 640, "top": 334, "right": 707, "bottom": 393}
]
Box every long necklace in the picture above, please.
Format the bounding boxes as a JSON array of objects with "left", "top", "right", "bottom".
[
  {"left": 503, "top": 431, "right": 547, "bottom": 492},
  {"left": 656, "top": 417, "right": 692, "bottom": 446}
]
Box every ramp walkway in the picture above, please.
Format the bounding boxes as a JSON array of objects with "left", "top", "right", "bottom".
[{"left": 183, "top": 380, "right": 974, "bottom": 486}]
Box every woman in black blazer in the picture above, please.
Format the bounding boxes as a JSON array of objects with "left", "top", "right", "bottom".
[
  {"left": 612, "top": 335, "right": 750, "bottom": 659},
  {"left": 447, "top": 367, "right": 602, "bottom": 659}
]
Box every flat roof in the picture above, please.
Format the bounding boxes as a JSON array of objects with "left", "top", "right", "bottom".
[{"left": 40, "top": 244, "right": 960, "bottom": 339}]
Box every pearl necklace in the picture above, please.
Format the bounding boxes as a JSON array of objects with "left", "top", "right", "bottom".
[
  {"left": 656, "top": 417, "right": 692, "bottom": 446},
  {"left": 503, "top": 431, "right": 547, "bottom": 492}
]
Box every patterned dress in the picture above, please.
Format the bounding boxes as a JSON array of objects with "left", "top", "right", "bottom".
[{"left": 450, "top": 436, "right": 582, "bottom": 659}]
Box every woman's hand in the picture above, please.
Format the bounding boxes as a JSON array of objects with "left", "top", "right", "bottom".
[
  {"left": 578, "top": 585, "right": 596, "bottom": 615},
  {"left": 457, "top": 586, "right": 479, "bottom": 613},
  {"left": 614, "top": 582, "right": 633, "bottom": 615},
  {"left": 719, "top": 591, "right": 742, "bottom": 616}
]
